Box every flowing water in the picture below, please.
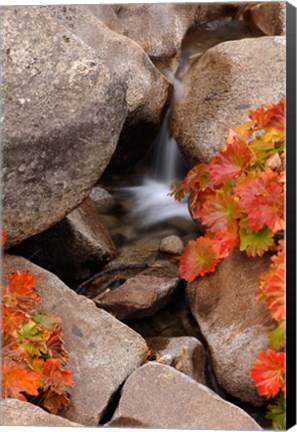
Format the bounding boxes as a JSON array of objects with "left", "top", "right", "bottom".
[{"left": 114, "top": 16, "right": 258, "bottom": 228}]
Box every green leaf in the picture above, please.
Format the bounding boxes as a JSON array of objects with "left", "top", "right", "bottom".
[
  {"left": 239, "top": 226, "right": 275, "bottom": 257},
  {"left": 17, "top": 320, "right": 44, "bottom": 344},
  {"left": 269, "top": 326, "right": 285, "bottom": 351},
  {"left": 22, "top": 342, "right": 47, "bottom": 357},
  {"left": 267, "top": 394, "right": 286, "bottom": 430},
  {"left": 32, "top": 313, "right": 57, "bottom": 330}
]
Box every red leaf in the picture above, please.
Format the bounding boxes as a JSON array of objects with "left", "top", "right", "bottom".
[
  {"left": 179, "top": 237, "right": 220, "bottom": 282},
  {"left": 43, "top": 390, "right": 71, "bottom": 414},
  {"left": 258, "top": 247, "right": 285, "bottom": 322},
  {"left": 234, "top": 169, "right": 284, "bottom": 233},
  {"left": 46, "top": 325, "right": 69, "bottom": 365},
  {"left": 196, "top": 190, "right": 241, "bottom": 234},
  {"left": 1, "top": 231, "right": 7, "bottom": 247},
  {"left": 250, "top": 350, "right": 285, "bottom": 399},
  {"left": 42, "top": 359, "right": 73, "bottom": 395},
  {"left": 209, "top": 134, "right": 252, "bottom": 186},
  {"left": 181, "top": 164, "right": 209, "bottom": 192},
  {"left": 2, "top": 365, "right": 40, "bottom": 400},
  {"left": 4, "top": 271, "right": 41, "bottom": 312},
  {"left": 2, "top": 305, "right": 28, "bottom": 336},
  {"left": 190, "top": 188, "right": 215, "bottom": 221},
  {"left": 211, "top": 227, "right": 239, "bottom": 259},
  {"left": 249, "top": 107, "right": 272, "bottom": 129}
]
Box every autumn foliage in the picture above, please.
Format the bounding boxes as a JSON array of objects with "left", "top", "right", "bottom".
[
  {"left": 1, "top": 257, "right": 73, "bottom": 414},
  {"left": 172, "top": 99, "right": 285, "bottom": 428}
]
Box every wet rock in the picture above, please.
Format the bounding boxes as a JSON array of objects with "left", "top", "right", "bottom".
[
  {"left": 146, "top": 336, "right": 207, "bottom": 384},
  {"left": 187, "top": 249, "right": 275, "bottom": 405},
  {"left": 1, "top": 399, "right": 81, "bottom": 427},
  {"left": 159, "top": 234, "right": 184, "bottom": 255},
  {"left": 97, "top": 274, "right": 179, "bottom": 320},
  {"left": 90, "top": 186, "right": 115, "bottom": 214},
  {"left": 171, "top": 36, "right": 286, "bottom": 165},
  {"left": 2, "top": 7, "right": 127, "bottom": 247},
  {"left": 3, "top": 254, "right": 148, "bottom": 426},
  {"left": 88, "top": 3, "right": 241, "bottom": 70},
  {"left": 43, "top": 5, "right": 170, "bottom": 167},
  {"left": 11, "top": 198, "right": 116, "bottom": 284},
  {"left": 241, "top": 2, "right": 286, "bottom": 36},
  {"left": 109, "top": 362, "right": 261, "bottom": 430}
]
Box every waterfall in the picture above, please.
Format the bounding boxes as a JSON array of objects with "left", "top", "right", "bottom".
[
  {"left": 117, "top": 17, "right": 253, "bottom": 228},
  {"left": 118, "top": 72, "right": 191, "bottom": 227}
]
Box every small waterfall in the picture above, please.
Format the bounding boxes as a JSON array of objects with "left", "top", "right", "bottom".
[
  {"left": 116, "top": 17, "right": 255, "bottom": 228},
  {"left": 119, "top": 73, "right": 191, "bottom": 227}
]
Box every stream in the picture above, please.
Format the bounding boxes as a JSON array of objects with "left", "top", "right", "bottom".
[{"left": 101, "top": 14, "right": 260, "bottom": 236}]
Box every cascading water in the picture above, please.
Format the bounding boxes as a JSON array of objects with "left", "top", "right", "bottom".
[
  {"left": 119, "top": 73, "right": 191, "bottom": 227},
  {"left": 117, "top": 16, "right": 257, "bottom": 228}
]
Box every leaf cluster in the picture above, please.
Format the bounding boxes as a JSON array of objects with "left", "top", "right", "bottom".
[
  {"left": 171, "top": 98, "right": 285, "bottom": 282},
  {"left": 2, "top": 268, "right": 73, "bottom": 414},
  {"left": 250, "top": 239, "right": 286, "bottom": 429},
  {"left": 171, "top": 99, "right": 286, "bottom": 428}
]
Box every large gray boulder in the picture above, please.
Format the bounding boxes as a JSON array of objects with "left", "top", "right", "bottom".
[
  {"left": 187, "top": 249, "right": 275, "bottom": 405},
  {"left": 171, "top": 36, "right": 286, "bottom": 165},
  {"left": 88, "top": 3, "right": 241, "bottom": 70},
  {"left": 109, "top": 362, "right": 261, "bottom": 430},
  {"left": 43, "top": 5, "right": 171, "bottom": 166},
  {"left": 3, "top": 254, "right": 148, "bottom": 426},
  {"left": 1, "top": 399, "right": 82, "bottom": 427},
  {"left": 1, "top": 7, "right": 127, "bottom": 247}
]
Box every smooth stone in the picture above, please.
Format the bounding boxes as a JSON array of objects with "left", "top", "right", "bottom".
[
  {"left": 43, "top": 5, "right": 171, "bottom": 167},
  {"left": 171, "top": 37, "right": 285, "bottom": 165},
  {"left": 187, "top": 249, "right": 275, "bottom": 405},
  {"left": 1, "top": 399, "right": 82, "bottom": 427},
  {"left": 242, "top": 2, "right": 286, "bottom": 36},
  {"left": 2, "top": 7, "right": 127, "bottom": 247},
  {"left": 109, "top": 362, "right": 261, "bottom": 430},
  {"left": 90, "top": 186, "right": 115, "bottom": 214},
  {"left": 97, "top": 274, "right": 179, "bottom": 320},
  {"left": 88, "top": 3, "right": 242, "bottom": 71},
  {"left": 159, "top": 234, "right": 184, "bottom": 255}
]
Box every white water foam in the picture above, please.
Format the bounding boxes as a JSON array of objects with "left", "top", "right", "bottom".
[{"left": 120, "top": 178, "right": 191, "bottom": 227}]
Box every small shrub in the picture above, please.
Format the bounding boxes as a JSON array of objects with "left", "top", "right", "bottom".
[{"left": 1, "top": 237, "right": 73, "bottom": 414}]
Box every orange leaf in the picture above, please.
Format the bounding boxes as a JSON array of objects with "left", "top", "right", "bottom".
[
  {"left": 258, "top": 247, "right": 285, "bottom": 322},
  {"left": 249, "top": 107, "right": 272, "bottom": 129},
  {"left": 250, "top": 350, "right": 285, "bottom": 399},
  {"left": 1, "top": 231, "right": 7, "bottom": 247},
  {"left": 2, "top": 365, "right": 40, "bottom": 400},
  {"left": 179, "top": 237, "right": 220, "bottom": 282},
  {"left": 209, "top": 133, "right": 252, "bottom": 186},
  {"left": 46, "top": 325, "right": 69, "bottom": 365},
  {"left": 43, "top": 390, "right": 71, "bottom": 414},
  {"left": 5, "top": 271, "right": 41, "bottom": 312},
  {"left": 181, "top": 164, "right": 210, "bottom": 192},
  {"left": 42, "top": 359, "right": 73, "bottom": 395},
  {"left": 197, "top": 190, "right": 241, "bottom": 234},
  {"left": 2, "top": 305, "right": 28, "bottom": 336},
  {"left": 234, "top": 169, "right": 284, "bottom": 233},
  {"left": 211, "top": 227, "right": 239, "bottom": 259}
]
